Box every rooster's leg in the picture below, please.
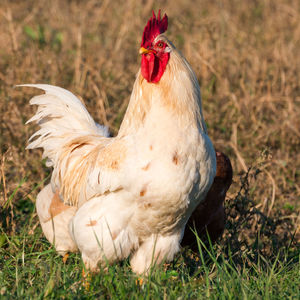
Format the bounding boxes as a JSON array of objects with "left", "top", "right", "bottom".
[{"left": 130, "top": 232, "right": 182, "bottom": 274}]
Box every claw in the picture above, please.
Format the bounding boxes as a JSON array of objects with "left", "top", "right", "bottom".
[
  {"left": 62, "top": 253, "right": 69, "bottom": 264},
  {"left": 135, "top": 277, "right": 144, "bottom": 286},
  {"left": 82, "top": 268, "right": 91, "bottom": 290}
]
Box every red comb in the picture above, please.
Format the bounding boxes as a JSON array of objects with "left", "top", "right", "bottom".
[{"left": 141, "top": 10, "right": 168, "bottom": 48}]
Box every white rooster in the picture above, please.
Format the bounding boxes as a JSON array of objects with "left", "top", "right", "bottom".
[{"left": 20, "top": 10, "right": 216, "bottom": 274}]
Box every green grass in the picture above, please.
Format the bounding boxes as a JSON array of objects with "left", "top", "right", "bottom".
[{"left": 0, "top": 216, "right": 299, "bottom": 299}]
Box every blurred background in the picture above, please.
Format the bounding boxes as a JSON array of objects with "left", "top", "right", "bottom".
[{"left": 0, "top": 0, "right": 299, "bottom": 244}]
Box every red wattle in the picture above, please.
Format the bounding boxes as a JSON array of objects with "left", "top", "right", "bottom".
[{"left": 141, "top": 52, "right": 169, "bottom": 83}]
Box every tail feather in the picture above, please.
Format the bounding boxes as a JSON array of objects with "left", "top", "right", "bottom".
[{"left": 19, "top": 84, "right": 109, "bottom": 167}]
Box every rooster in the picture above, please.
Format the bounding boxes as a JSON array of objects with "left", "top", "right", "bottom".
[{"left": 20, "top": 10, "right": 217, "bottom": 274}]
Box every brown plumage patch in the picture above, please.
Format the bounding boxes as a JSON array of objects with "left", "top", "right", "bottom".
[
  {"left": 172, "top": 151, "right": 179, "bottom": 165},
  {"left": 141, "top": 162, "right": 150, "bottom": 171},
  {"left": 86, "top": 220, "right": 97, "bottom": 227},
  {"left": 140, "top": 187, "right": 147, "bottom": 197},
  {"left": 143, "top": 202, "right": 152, "bottom": 209},
  {"left": 111, "top": 232, "right": 118, "bottom": 240},
  {"left": 110, "top": 160, "right": 119, "bottom": 169},
  {"left": 49, "top": 190, "right": 71, "bottom": 219}
]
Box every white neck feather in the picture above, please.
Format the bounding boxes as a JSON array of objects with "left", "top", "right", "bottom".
[{"left": 118, "top": 46, "right": 207, "bottom": 137}]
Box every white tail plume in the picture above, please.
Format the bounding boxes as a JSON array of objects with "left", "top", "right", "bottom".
[{"left": 18, "top": 84, "right": 109, "bottom": 167}]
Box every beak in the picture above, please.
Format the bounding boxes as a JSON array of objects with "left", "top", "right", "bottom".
[{"left": 139, "top": 47, "right": 153, "bottom": 55}]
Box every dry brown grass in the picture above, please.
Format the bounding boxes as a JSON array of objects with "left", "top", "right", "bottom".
[{"left": 0, "top": 0, "right": 299, "bottom": 245}]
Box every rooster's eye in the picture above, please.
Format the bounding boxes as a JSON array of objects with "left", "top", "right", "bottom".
[{"left": 156, "top": 42, "right": 164, "bottom": 48}]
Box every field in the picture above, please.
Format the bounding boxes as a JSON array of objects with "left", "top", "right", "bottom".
[{"left": 0, "top": 0, "right": 299, "bottom": 298}]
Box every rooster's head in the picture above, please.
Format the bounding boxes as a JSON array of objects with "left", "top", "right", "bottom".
[{"left": 140, "top": 10, "right": 171, "bottom": 83}]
